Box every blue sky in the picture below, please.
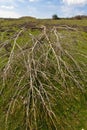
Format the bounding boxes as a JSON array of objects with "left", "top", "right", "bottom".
[{"left": 0, "top": 0, "right": 87, "bottom": 18}]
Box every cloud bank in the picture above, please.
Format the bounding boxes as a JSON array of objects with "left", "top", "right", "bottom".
[
  {"left": 0, "top": 9, "right": 20, "bottom": 18},
  {"left": 0, "top": 0, "right": 87, "bottom": 18},
  {"left": 63, "top": 0, "right": 87, "bottom": 5}
]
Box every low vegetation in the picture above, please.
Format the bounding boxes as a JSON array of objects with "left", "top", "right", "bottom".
[{"left": 0, "top": 17, "right": 87, "bottom": 130}]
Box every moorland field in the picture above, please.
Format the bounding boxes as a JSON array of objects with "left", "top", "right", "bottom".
[{"left": 0, "top": 17, "right": 87, "bottom": 130}]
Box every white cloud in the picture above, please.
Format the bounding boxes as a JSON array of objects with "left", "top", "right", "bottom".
[
  {"left": 0, "top": 5, "right": 14, "bottom": 9},
  {"left": 0, "top": 0, "right": 25, "bottom": 4},
  {"left": 29, "top": 0, "right": 38, "bottom": 2},
  {"left": 63, "top": 0, "right": 87, "bottom": 5},
  {"left": 61, "top": 0, "right": 87, "bottom": 17},
  {"left": 0, "top": 0, "right": 15, "bottom": 3},
  {"left": 18, "top": 0, "right": 25, "bottom": 2},
  {"left": 0, "top": 0, "right": 22, "bottom": 18},
  {"left": 0, "top": 0, "right": 22, "bottom": 2},
  {"left": 60, "top": 4, "right": 85, "bottom": 17},
  {"left": 0, "top": 9, "right": 20, "bottom": 18}
]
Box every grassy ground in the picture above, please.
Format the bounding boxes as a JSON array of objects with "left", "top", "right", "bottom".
[{"left": 0, "top": 18, "right": 87, "bottom": 130}]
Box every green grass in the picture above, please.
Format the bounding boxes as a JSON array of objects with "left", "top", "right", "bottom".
[{"left": 0, "top": 18, "right": 87, "bottom": 130}]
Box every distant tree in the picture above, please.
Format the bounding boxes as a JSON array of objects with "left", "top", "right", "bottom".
[
  {"left": 52, "top": 14, "right": 59, "bottom": 20},
  {"left": 74, "top": 15, "right": 82, "bottom": 20}
]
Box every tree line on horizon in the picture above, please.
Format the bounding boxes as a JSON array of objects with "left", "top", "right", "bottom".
[{"left": 52, "top": 14, "right": 87, "bottom": 20}]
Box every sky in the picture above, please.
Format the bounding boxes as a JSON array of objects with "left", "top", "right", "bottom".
[{"left": 0, "top": 0, "right": 87, "bottom": 18}]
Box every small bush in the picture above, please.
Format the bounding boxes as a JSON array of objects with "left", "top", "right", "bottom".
[{"left": 52, "top": 14, "right": 59, "bottom": 20}]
